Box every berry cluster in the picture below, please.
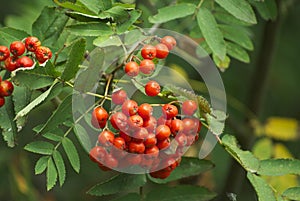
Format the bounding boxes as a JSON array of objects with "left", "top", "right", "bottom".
[
  {"left": 0, "top": 36, "right": 52, "bottom": 72},
  {"left": 89, "top": 94, "right": 201, "bottom": 178},
  {"left": 89, "top": 36, "right": 202, "bottom": 179},
  {"left": 0, "top": 77, "right": 14, "bottom": 108}
]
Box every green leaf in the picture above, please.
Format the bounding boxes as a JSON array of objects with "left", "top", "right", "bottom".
[
  {"left": 219, "top": 25, "right": 254, "bottom": 50},
  {"left": 53, "top": 150, "right": 66, "bottom": 186},
  {"left": 282, "top": 187, "right": 300, "bottom": 200},
  {"left": 0, "top": 27, "right": 29, "bottom": 46},
  {"left": 43, "top": 132, "right": 63, "bottom": 142},
  {"left": 12, "top": 61, "right": 59, "bottom": 90},
  {"left": 65, "top": 11, "right": 100, "bottom": 22},
  {"left": 24, "top": 141, "right": 54, "bottom": 155},
  {"left": 66, "top": 22, "right": 113, "bottom": 36},
  {"left": 61, "top": 38, "right": 86, "bottom": 81},
  {"left": 73, "top": 124, "right": 92, "bottom": 153},
  {"left": 74, "top": 48, "right": 104, "bottom": 92},
  {"left": 149, "top": 3, "right": 196, "bottom": 23},
  {"left": 78, "top": 0, "right": 112, "bottom": 14},
  {"left": 12, "top": 86, "right": 32, "bottom": 131},
  {"left": 226, "top": 42, "right": 250, "bottom": 63},
  {"left": 87, "top": 174, "right": 146, "bottom": 196},
  {"left": 247, "top": 173, "right": 277, "bottom": 201},
  {"left": 15, "top": 81, "right": 58, "bottom": 120},
  {"left": 213, "top": 54, "right": 231, "bottom": 70},
  {"left": 145, "top": 185, "right": 217, "bottom": 201},
  {"left": 250, "top": 0, "right": 277, "bottom": 21},
  {"left": 47, "top": 157, "right": 58, "bottom": 191},
  {"left": 197, "top": 7, "right": 226, "bottom": 60},
  {"left": 62, "top": 137, "right": 80, "bottom": 173},
  {"left": 148, "top": 157, "right": 214, "bottom": 184},
  {"left": 111, "top": 193, "right": 141, "bottom": 201},
  {"left": 98, "top": 5, "right": 129, "bottom": 20},
  {"left": 206, "top": 110, "right": 227, "bottom": 135},
  {"left": 0, "top": 96, "right": 18, "bottom": 147},
  {"left": 215, "top": 0, "right": 257, "bottom": 24},
  {"left": 35, "top": 156, "right": 49, "bottom": 174},
  {"left": 32, "top": 7, "right": 69, "bottom": 46},
  {"left": 124, "top": 29, "right": 148, "bottom": 45},
  {"left": 116, "top": 10, "right": 141, "bottom": 33},
  {"left": 214, "top": 7, "right": 252, "bottom": 26},
  {"left": 222, "top": 134, "right": 260, "bottom": 173},
  {"left": 37, "top": 95, "right": 72, "bottom": 134},
  {"left": 257, "top": 159, "right": 300, "bottom": 176},
  {"left": 93, "top": 35, "right": 123, "bottom": 47},
  {"left": 53, "top": 0, "right": 96, "bottom": 15}
]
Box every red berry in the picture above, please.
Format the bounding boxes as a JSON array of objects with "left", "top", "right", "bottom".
[
  {"left": 35, "top": 46, "right": 52, "bottom": 63},
  {"left": 176, "top": 133, "right": 187, "bottom": 147},
  {"left": 157, "top": 116, "right": 172, "bottom": 127},
  {"left": 170, "top": 119, "right": 184, "bottom": 136},
  {"left": 141, "top": 44, "right": 156, "bottom": 60},
  {"left": 112, "top": 89, "right": 127, "bottom": 105},
  {"left": 139, "top": 59, "right": 155, "bottom": 74},
  {"left": 17, "top": 56, "right": 34, "bottom": 68},
  {"left": 128, "top": 141, "right": 145, "bottom": 154},
  {"left": 119, "top": 131, "right": 132, "bottom": 143},
  {"left": 0, "top": 97, "right": 5, "bottom": 108},
  {"left": 150, "top": 168, "right": 172, "bottom": 179},
  {"left": 161, "top": 36, "right": 177, "bottom": 50},
  {"left": 104, "top": 154, "right": 118, "bottom": 168},
  {"left": 122, "top": 100, "right": 138, "bottom": 116},
  {"left": 113, "top": 137, "right": 126, "bottom": 150},
  {"left": 155, "top": 125, "right": 171, "bottom": 141},
  {"left": 124, "top": 61, "right": 139, "bottom": 77},
  {"left": 98, "top": 162, "right": 111, "bottom": 171},
  {"left": 128, "top": 115, "right": 144, "bottom": 129},
  {"left": 182, "top": 100, "right": 198, "bottom": 116},
  {"left": 133, "top": 128, "right": 148, "bottom": 141},
  {"left": 125, "top": 154, "right": 142, "bottom": 166},
  {"left": 89, "top": 146, "right": 106, "bottom": 163},
  {"left": 0, "top": 80, "right": 14, "bottom": 97},
  {"left": 0, "top": 46, "right": 10, "bottom": 61},
  {"left": 162, "top": 104, "right": 178, "bottom": 119},
  {"left": 145, "top": 146, "right": 159, "bottom": 158},
  {"left": 145, "top": 80, "right": 160, "bottom": 97},
  {"left": 155, "top": 43, "right": 169, "bottom": 59},
  {"left": 98, "top": 130, "right": 115, "bottom": 146},
  {"left": 4, "top": 56, "right": 19, "bottom": 72},
  {"left": 10, "top": 41, "right": 25, "bottom": 56},
  {"left": 144, "top": 133, "right": 157, "bottom": 148},
  {"left": 110, "top": 112, "right": 128, "bottom": 130},
  {"left": 138, "top": 103, "right": 153, "bottom": 120},
  {"left": 182, "top": 118, "right": 199, "bottom": 134},
  {"left": 143, "top": 116, "right": 157, "bottom": 132},
  {"left": 25, "top": 36, "right": 41, "bottom": 52},
  {"left": 91, "top": 107, "right": 109, "bottom": 129}
]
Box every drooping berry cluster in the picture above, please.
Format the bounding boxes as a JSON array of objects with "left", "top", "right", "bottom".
[
  {"left": 0, "top": 36, "right": 52, "bottom": 72},
  {"left": 0, "top": 77, "right": 14, "bottom": 108},
  {"left": 89, "top": 36, "right": 202, "bottom": 179},
  {"left": 89, "top": 95, "right": 201, "bottom": 178}
]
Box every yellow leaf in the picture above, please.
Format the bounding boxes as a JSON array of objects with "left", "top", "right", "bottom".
[
  {"left": 273, "top": 143, "right": 293, "bottom": 159},
  {"left": 263, "top": 175, "right": 298, "bottom": 194},
  {"left": 264, "top": 117, "right": 298, "bottom": 141},
  {"left": 262, "top": 143, "right": 299, "bottom": 194}
]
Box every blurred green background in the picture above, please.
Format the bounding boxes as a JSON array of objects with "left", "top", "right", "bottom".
[{"left": 0, "top": 0, "right": 299, "bottom": 200}]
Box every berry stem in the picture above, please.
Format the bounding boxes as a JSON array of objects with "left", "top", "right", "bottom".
[{"left": 100, "top": 74, "right": 114, "bottom": 106}]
